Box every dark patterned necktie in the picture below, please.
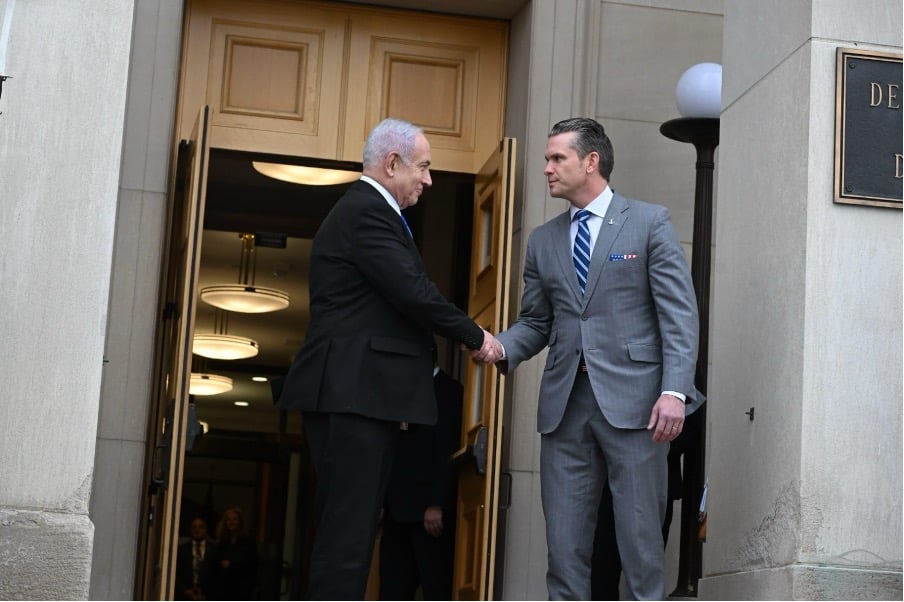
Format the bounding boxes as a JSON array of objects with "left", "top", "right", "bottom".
[
  {"left": 573, "top": 209, "right": 592, "bottom": 294},
  {"left": 192, "top": 541, "right": 201, "bottom": 585}
]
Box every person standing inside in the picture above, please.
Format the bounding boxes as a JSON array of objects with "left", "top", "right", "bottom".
[
  {"left": 276, "top": 118, "right": 499, "bottom": 600},
  {"left": 210, "top": 507, "right": 258, "bottom": 601},
  {"left": 379, "top": 344, "right": 463, "bottom": 600},
  {"left": 175, "top": 516, "right": 217, "bottom": 601},
  {"left": 485, "top": 117, "right": 702, "bottom": 600}
]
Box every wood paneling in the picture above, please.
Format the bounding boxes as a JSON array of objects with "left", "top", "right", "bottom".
[
  {"left": 344, "top": 11, "right": 507, "bottom": 172},
  {"left": 180, "top": 0, "right": 347, "bottom": 157},
  {"left": 178, "top": 0, "right": 507, "bottom": 174}
]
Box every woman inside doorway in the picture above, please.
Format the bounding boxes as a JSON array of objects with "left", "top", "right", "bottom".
[{"left": 210, "top": 508, "right": 259, "bottom": 600}]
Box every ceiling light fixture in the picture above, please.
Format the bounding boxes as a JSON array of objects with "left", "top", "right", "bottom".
[
  {"left": 252, "top": 161, "right": 360, "bottom": 186},
  {"left": 193, "top": 309, "right": 260, "bottom": 360},
  {"left": 200, "top": 233, "right": 290, "bottom": 313},
  {"left": 193, "top": 333, "right": 259, "bottom": 360},
  {"left": 189, "top": 373, "right": 233, "bottom": 396}
]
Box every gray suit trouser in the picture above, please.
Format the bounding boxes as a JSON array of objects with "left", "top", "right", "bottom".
[{"left": 541, "top": 373, "right": 668, "bottom": 601}]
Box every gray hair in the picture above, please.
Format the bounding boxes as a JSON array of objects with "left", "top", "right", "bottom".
[{"left": 362, "top": 118, "right": 422, "bottom": 169}]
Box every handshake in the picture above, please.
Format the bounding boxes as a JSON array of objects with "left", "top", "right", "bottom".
[{"left": 469, "top": 329, "right": 504, "bottom": 364}]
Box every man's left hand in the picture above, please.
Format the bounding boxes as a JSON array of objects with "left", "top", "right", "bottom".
[
  {"left": 647, "top": 394, "right": 685, "bottom": 443},
  {"left": 424, "top": 506, "right": 444, "bottom": 537}
]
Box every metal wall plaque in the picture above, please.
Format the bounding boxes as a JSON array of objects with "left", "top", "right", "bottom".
[{"left": 834, "top": 47, "right": 902, "bottom": 209}]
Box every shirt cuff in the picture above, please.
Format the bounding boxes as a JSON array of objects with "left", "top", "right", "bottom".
[{"left": 663, "top": 390, "right": 686, "bottom": 403}]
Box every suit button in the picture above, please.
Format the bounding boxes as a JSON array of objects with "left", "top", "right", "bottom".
[{"left": 581, "top": 315, "right": 588, "bottom": 320}]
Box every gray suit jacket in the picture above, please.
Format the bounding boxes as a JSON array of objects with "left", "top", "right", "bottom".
[{"left": 497, "top": 191, "right": 701, "bottom": 433}]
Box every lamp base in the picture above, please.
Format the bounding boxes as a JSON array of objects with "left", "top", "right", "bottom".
[{"left": 660, "top": 117, "right": 719, "bottom": 147}]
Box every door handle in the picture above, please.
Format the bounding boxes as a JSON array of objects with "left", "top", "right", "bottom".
[
  {"left": 450, "top": 426, "right": 488, "bottom": 474},
  {"left": 150, "top": 399, "right": 175, "bottom": 486},
  {"left": 499, "top": 471, "right": 513, "bottom": 510},
  {"left": 151, "top": 442, "right": 169, "bottom": 487}
]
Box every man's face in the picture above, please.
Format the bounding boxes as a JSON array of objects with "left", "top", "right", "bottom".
[
  {"left": 544, "top": 132, "right": 591, "bottom": 202},
  {"left": 391, "top": 133, "right": 433, "bottom": 209},
  {"left": 190, "top": 519, "right": 207, "bottom": 541}
]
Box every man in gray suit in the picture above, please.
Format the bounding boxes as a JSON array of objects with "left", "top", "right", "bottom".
[{"left": 486, "top": 117, "right": 701, "bottom": 600}]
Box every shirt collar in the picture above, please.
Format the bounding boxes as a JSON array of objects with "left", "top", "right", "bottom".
[
  {"left": 360, "top": 175, "right": 402, "bottom": 215},
  {"left": 570, "top": 186, "right": 613, "bottom": 220}
]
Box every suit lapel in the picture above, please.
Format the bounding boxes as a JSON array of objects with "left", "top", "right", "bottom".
[
  {"left": 358, "top": 180, "right": 419, "bottom": 255},
  {"left": 550, "top": 211, "right": 582, "bottom": 299},
  {"left": 583, "top": 193, "right": 629, "bottom": 305}
]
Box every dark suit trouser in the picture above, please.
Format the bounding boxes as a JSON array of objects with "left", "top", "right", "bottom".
[
  {"left": 379, "top": 513, "right": 455, "bottom": 600},
  {"left": 541, "top": 373, "right": 668, "bottom": 601},
  {"left": 303, "top": 412, "right": 398, "bottom": 600}
]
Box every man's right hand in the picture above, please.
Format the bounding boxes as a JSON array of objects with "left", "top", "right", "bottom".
[{"left": 470, "top": 329, "right": 503, "bottom": 364}]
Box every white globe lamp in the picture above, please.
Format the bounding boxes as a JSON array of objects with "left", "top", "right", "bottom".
[{"left": 675, "top": 62, "right": 722, "bottom": 118}]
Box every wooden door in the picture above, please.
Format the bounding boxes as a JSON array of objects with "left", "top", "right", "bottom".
[
  {"left": 452, "top": 139, "right": 516, "bottom": 600},
  {"left": 136, "top": 107, "right": 211, "bottom": 600}
]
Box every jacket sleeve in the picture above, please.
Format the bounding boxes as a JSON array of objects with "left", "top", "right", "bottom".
[
  {"left": 350, "top": 202, "right": 484, "bottom": 349},
  {"left": 496, "top": 229, "right": 554, "bottom": 371},
  {"left": 646, "top": 206, "right": 700, "bottom": 401}
]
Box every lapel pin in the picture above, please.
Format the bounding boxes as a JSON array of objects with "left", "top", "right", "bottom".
[{"left": 607, "top": 218, "right": 615, "bottom": 225}]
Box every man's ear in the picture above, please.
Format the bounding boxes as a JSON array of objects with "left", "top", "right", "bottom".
[
  {"left": 586, "top": 151, "right": 600, "bottom": 174},
  {"left": 386, "top": 152, "right": 400, "bottom": 176}
]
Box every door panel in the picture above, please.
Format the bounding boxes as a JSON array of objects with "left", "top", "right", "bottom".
[
  {"left": 453, "top": 138, "right": 516, "bottom": 600},
  {"left": 343, "top": 10, "right": 507, "bottom": 171},
  {"left": 179, "top": 0, "right": 506, "bottom": 172},
  {"left": 137, "top": 106, "right": 211, "bottom": 600},
  {"left": 180, "top": 0, "right": 347, "bottom": 158}
]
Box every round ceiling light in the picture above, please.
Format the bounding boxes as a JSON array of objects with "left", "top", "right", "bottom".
[
  {"left": 193, "top": 333, "right": 260, "bottom": 360},
  {"left": 189, "top": 373, "right": 233, "bottom": 396},
  {"left": 200, "top": 285, "right": 290, "bottom": 313}
]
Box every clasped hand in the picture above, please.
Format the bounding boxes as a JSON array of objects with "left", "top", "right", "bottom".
[{"left": 469, "top": 329, "right": 503, "bottom": 364}]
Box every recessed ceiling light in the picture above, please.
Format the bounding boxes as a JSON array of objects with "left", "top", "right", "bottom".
[
  {"left": 252, "top": 376, "right": 269, "bottom": 382},
  {"left": 234, "top": 401, "right": 250, "bottom": 407}
]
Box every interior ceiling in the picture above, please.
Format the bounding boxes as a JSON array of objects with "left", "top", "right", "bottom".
[
  {"left": 189, "top": 0, "right": 518, "bottom": 437},
  {"left": 193, "top": 149, "right": 340, "bottom": 436},
  {"left": 193, "top": 148, "right": 469, "bottom": 436}
]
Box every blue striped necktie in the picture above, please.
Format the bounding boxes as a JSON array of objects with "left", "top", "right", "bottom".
[{"left": 573, "top": 209, "right": 592, "bottom": 294}]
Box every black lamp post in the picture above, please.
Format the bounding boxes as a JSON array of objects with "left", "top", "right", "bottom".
[{"left": 659, "top": 63, "right": 720, "bottom": 598}]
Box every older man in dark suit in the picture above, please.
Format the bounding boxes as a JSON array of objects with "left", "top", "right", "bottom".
[{"left": 276, "top": 118, "right": 498, "bottom": 600}]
